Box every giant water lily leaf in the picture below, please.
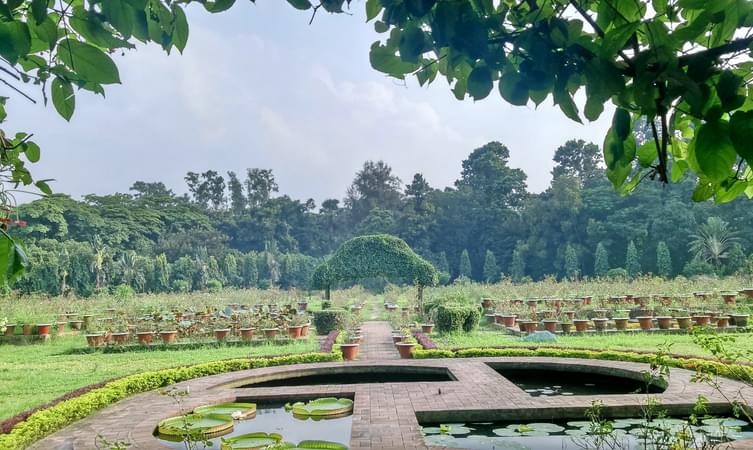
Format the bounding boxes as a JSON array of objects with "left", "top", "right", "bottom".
[
  {"left": 194, "top": 402, "right": 256, "bottom": 419},
  {"left": 288, "top": 397, "right": 353, "bottom": 418},
  {"left": 158, "top": 413, "right": 234, "bottom": 437},
  {"left": 220, "top": 432, "right": 283, "bottom": 449}
]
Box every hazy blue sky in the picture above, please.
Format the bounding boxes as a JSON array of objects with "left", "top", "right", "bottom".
[{"left": 7, "top": 1, "right": 612, "bottom": 204}]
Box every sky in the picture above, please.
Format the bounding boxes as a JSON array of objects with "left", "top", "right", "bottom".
[{"left": 6, "top": 1, "right": 612, "bottom": 205}]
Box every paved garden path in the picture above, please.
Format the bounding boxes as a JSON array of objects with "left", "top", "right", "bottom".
[{"left": 359, "top": 321, "right": 398, "bottom": 360}]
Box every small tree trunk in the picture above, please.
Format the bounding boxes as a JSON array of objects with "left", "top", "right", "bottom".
[
  {"left": 417, "top": 284, "right": 424, "bottom": 321},
  {"left": 325, "top": 285, "right": 331, "bottom": 301}
]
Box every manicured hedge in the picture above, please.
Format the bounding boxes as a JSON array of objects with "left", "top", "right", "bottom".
[
  {"left": 435, "top": 304, "right": 481, "bottom": 333},
  {"left": 312, "top": 309, "right": 350, "bottom": 335},
  {"left": 0, "top": 352, "right": 341, "bottom": 450},
  {"left": 413, "top": 347, "right": 753, "bottom": 382}
]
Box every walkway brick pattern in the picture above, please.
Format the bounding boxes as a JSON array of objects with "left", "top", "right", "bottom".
[
  {"left": 360, "top": 321, "right": 398, "bottom": 360},
  {"left": 29, "top": 326, "right": 753, "bottom": 450}
]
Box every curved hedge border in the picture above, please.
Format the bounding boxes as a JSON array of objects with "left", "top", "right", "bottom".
[
  {"left": 413, "top": 347, "right": 753, "bottom": 382},
  {"left": 0, "top": 352, "right": 341, "bottom": 450}
]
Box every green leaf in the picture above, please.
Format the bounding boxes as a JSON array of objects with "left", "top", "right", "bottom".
[
  {"left": 636, "top": 141, "right": 657, "bottom": 168},
  {"left": 30, "top": 0, "right": 48, "bottom": 24},
  {"left": 499, "top": 71, "right": 528, "bottom": 106},
  {"left": 172, "top": 5, "right": 189, "bottom": 53},
  {"left": 369, "top": 42, "right": 419, "bottom": 77},
  {"left": 0, "top": 21, "right": 31, "bottom": 64},
  {"left": 58, "top": 39, "right": 121, "bottom": 84},
  {"left": 286, "top": 0, "right": 312, "bottom": 11},
  {"left": 600, "top": 22, "right": 640, "bottom": 58},
  {"left": 28, "top": 17, "right": 58, "bottom": 50},
  {"left": 374, "top": 21, "right": 389, "bottom": 33},
  {"left": 24, "top": 141, "right": 40, "bottom": 163},
  {"left": 716, "top": 71, "right": 744, "bottom": 112},
  {"left": 398, "top": 26, "right": 426, "bottom": 63},
  {"left": 406, "top": 0, "right": 436, "bottom": 16},
  {"left": 0, "top": 234, "right": 29, "bottom": 286},
  {"left": 584, "top": 96, "right": 604, "bottom": 121},
  {"left": 103, "top": 0, "right": 134, "bottom": 38},
  {"left": 204, "top": 0, "right": 236, "bottom": 13},
  {"left": 52, "top": 77, "right": 75, "bottom": 121},
  {"left": 671, "top": 159, "right": 689, "bottom": 182},
  {"left": 715, "top": 179, "right": 747, "bottom": 203},
  {"left": 694, "top": 120, "right": 736, "bottom": 183},
  {"left": 467, "top": 66, "right": 493, "bottom": 100},
  {"left": 35, "top": 180, "right": 52, "bottom": 195},
  {"left": 729, "top": 110, "right": 753, "bottom": 165},
  {"left": 613, "top": 108, "right": 631, "bottom": 140},
  {"left": 692, "top": 179, "right": 715, "bottom": 202},
  {"left": 553, "top": 86, "right": 581, "bottom": 123},
  {"left": 365, "top": 0, "right": 381, "bottom": 21}
]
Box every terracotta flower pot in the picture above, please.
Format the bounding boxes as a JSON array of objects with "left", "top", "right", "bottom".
[
  {"left": 239, "top": 327, "right": 255, "bottom": 341},
  {"left": 36, "top": 324, "right": 52, "bottom": 336},
  {"left": 68, "top": 320, "right": 83, "bottom": 331},
  {"left": 112, "top": 332, "right": 129, "bottom": 344},
  {"left": 560, "top": 322, "right": 573, "bottom": 333},
  {"left": 56, "top": 322, "right": 66, "bottom": 336},
  {"left": 160, "top": 331, "right": 178, "bottom": 344},
  {"left": 573, "top": 319, "right": 589, "bottom": 332},
  {"left": 594, "top": 309, "right": 608, "bottom": 319},
  {"left": 542, "top": 320, "right": 559, "bottom": 333},
  {"left": 637, "top": 317, "right": 654, "bottom": 330},
  {"left": 581, "top": 296, "right": 592, "bottom": 305},
  {"left": 563, "top": 311, "right": 575, "bottom": 320},
  {"left": 22, "top": 324, "right": 32, "bottom": 336},
  {"left": 656, "top": 317, "right": 673, "bottom": 330},
  {"left": 613, "top": 318, "right": 629, "bottom": 331},
  {"left": 421, "top": 324, "right": 434, "bottom": 334},
  {"left": 740, "top": 288, "right": 753, "bottom": 299},
  {"left": 522, "top": 321, "right": 538, "bottom": 333},
  {"left": 392, "top": 334, "right": 407, "bottom": 344},
  {"left": 395, "top": 342, "right": 415, "bottom": 359},
  {"left": 262, "top": 328, "right": 279, "bottom": 339},
  {"left": 214, "top": 329, "right": 231, "bottom": 341},
  {"left": 526, "top": 300, "right": 538, "bottom": 308},
  {"left": 692, "top": 315, "right": 711, "bottom": 326},
  {"left": 85, "top": 334, "right": 104, "bottom": 348},
  {"left": 288, "top": 325, "right": 303, "bottom": 339},
  {"left": 676, "top": 317, "right": 691, "bottom": 329},
  {"left": 301, "top": 323, "right": 310, "bottom": 337},
  {"left": 340, "top": 343, "right": 360, "bottom": 361},
  {"left": 136, "top": 332, "right": 153, "bottom": 345},
  {"left": 717, "top": 317, "right": 730, "bottom": 328},
  {"left": 730, "top": 314, "right": 748, "bottom": 327},
  {"left": 592, "top": 318, "right": 609, "bottom": 331},
  {"left": 722, "top": 293, "right": 737, "bottom": 305},
  {"left": 501, "top": 315, "right": 516, "bottom": 327},
  {"left": 3, "top": 324, "right": 15, "bottom": 336}
]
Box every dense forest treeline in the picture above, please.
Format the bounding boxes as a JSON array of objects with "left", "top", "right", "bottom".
[{"left": 11, "top": 139, "right": 753, "bottom": 297}]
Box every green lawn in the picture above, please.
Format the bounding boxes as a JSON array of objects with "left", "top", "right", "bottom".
[
  {"left": 0, "top": 336, "right": 318, "bottom": 420},
  {"left": 430, "top": 329, "right": 753, "bottom": 357}
]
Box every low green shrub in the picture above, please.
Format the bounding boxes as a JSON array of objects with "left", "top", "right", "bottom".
[
  {"left": 312, "top": 309, "right": 349, "bottom": 335},
  {"left": 413, "top": 347, "right": 753, "bottom": 382},
  {"left": 435, "top": 304, "right": 481, "bottom": 333},
  {"left": 0, "top": 352, "right": 340, "bottom": 450}
]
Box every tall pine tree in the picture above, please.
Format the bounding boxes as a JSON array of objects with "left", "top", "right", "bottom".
[
  {"left": 656, "top": 241, "right": 672, "bottom": 278},
  {"left": 626, "top": 241, "right": 641, "bottom": 278},
  {"left": 482, "top": 250, "right": 500, "bottom": 283},
  {"left": 564, "top": 244, "right": 580, "bottom": 280},
  {"left": 594, "top": 242, "right": 609, "bottom": 277},
  {"left": 458, "top": 249, "right": 472, "bottom": 279}
]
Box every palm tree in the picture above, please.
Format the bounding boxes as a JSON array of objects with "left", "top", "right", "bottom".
[
  {"left": 117, "top": 251, "right": 139, "bottom": 288},
  {"left": 90, "top": 236, "right": 108, "bottom": 289},
  {"left": 689, "top": 217, "right": 739, "bottom": 273}
]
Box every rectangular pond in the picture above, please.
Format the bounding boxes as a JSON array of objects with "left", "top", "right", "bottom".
[
  {"left": 491, "top": 366, "right": 664, "bottom": 396},
  {"left": 420, "top": 417, "right": 753, "bottom": 450},
  {"left": 236, "top": 365, "right": 455, "bottom": 387}
]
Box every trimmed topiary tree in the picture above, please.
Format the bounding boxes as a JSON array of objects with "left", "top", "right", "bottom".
[
  {"left": 594, "top": 242, "right": 609, "bottom": 278},
  {"left": 482, "top": 250, "right": 500, "bottom": 283},
  {"left": 656, "top": 241, "right": 672, "bottom": 278},
  {"left": 626, "top": 240, "right": 641, "bottom": 278},
  {"left": 310, "top": 234, "right": 438, "bottom": 310},
  {"left": 458, "top": 249, "right": 472, "bottom": 279}
]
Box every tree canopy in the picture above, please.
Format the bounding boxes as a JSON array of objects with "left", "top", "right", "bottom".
[{"left": 310, "top": 234, "right": 438, "bottom": 293}]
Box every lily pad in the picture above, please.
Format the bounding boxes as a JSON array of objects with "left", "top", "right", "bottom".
[
  {"left": 421, "top": 427, "right": 443, "bottom": 435},
  {"left": 423, "top": 434, "right": 463, "bottom": 447},
  {"left": 526, "top": 423, "right": 565, "bottom": 433},
  {"left": 158, "top": 413, "right": 234, "bottom": 437},
  {"left": 702, "top": 417, "right": 749, "bottom": 427},
  {"left": 440, "top": 424, "right": 473, "bottom": 435},
  {"left": 194, "top": 402, "right": 257, "bottom": 419},
  {"left": 566, "top": 421, "right": 592, "bottom": 428},
  {"left": 493, "top": 427, "right": 521, "bottom": 437},
  {"left": 220, "top": 432, "right": 283, "bottom": 449},
  {"left": 287, "top": 397, "right": 354, "bottom": 418}
]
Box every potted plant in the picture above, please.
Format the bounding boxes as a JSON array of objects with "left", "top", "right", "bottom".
[
  {"left": 82, "top": 314, "right": 95, "bottom": 331},
  {"left": 542, "top": 319, "right": 559, "bottom": 333},
  {"left": 158, "top": 321, "right": 179, "bottom": 345},
  {"left": 85, "top": 332, "right": 105, "bottom": 348},
  {"left": 573, "top": 317, "right": 589, "bottom": 332},
  {"left": 481, "top": 298, "right": 494, "bottom": 310},
  {"left": 716, "top": 316, "right": 730, "bottom": 328},
  {"left": 676, "top": 316, "right": 692, "bottom": 330},
  {"left": 3, "top": 319, "right": 15, "bottom": 336},
  {"left": 637, "top": 316, "right": 654, "bottom": 330},
  {"left": 135, "top": 323, "right": 155, "bottom": 345},
  {"left": 560, "top": 318, "right": 573, "bottom": 333},
  {"left": 395, "top": 337, "right": 416, "bottom": 359},
  {"left": 238, "top": 316, "right": 256, "bottom": 341},
  {"left": 111, "top": 319, "right": 130, "bottom": 345},
  {"left": 288, "top": 315, "right": 307, "bottom": 339},
  {"left": 257, "top": 318, "right": 279, "bottom": 339},
  {"left": 656, "top": 316, "right": 674, "bottom": 330},
  {"left": 613, "top": 317, "right": 629, "bottom": 331},
  {"left": 421, "top": 322, "right": 434, "bottom": 334},
  {"left": 721, "top": 292, "right": 737, "bottom": 305},
  {"left": 214, "top": 318, "right": 233, "bottom": 341},
  {"left": 36, "top": 318, "right": 53, "bottom": 338},
  {"left": 730, "top": 313, "right": 749, "bottom": 327},
  {"left": 692, "top": 315, "right": 711, "bottom": 326},
  {"left": 339, "top": 330, "right": 360, "bottom": 361},
  {"left": 591, "top": 317, "right": 609, "bottom": 331}
]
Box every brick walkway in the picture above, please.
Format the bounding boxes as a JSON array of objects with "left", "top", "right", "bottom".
[
  {"left": 360, "top": 321, "right": 398, "bottom": 360},
  {"left": 30, "top": 355, "right": 753, "bottom": 450}
]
